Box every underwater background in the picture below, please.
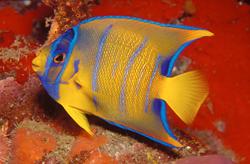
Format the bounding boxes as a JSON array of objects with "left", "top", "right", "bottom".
[{"left": 0, "top": 0, "right": 249, "bottom": 163}]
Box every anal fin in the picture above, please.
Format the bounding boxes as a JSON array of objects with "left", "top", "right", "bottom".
[{"left": 104, "top": 119, "right": 182, "bottom": 147}]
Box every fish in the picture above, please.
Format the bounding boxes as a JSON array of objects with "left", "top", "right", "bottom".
[{"left": 32, "top": 16, "right": 213, "bottom": 148}]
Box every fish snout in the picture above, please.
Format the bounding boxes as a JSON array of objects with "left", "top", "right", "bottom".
[{"left": 32, "top": 56, "right": 45, "bottom": 75}]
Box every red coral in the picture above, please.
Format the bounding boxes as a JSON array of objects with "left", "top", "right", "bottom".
[
  {"left": 0, "top": 5, "right": 51, "bottom": 36},
  {"left": 69, "top": 135, "right": 107, "bottom": 158},
  {"left": 11, "top": 128, "right": 57, "bottom": 163},
  {"left": 0, "top": 32, "right": 15, "bottom": 48},
  {"left": 69, "top": 133, "right": 117, "bottom": 163}
]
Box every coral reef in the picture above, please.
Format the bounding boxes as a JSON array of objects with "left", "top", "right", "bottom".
[
  {"left": 0, "top": 76, "right": 44, "bottom": 129},
  {"left": 9, "top": 120, "right": 113, "bottom": 163},
  {"left": 11, "top": 127, "right": 57, "bottom": 163},
  {"left": 0, "top": 0, "right": 249, "bottom": 163},
  {"left": 172, "top": 155, "right": 234, "bottom": 164},
  {"left": 42, "top": 0, "right": 99, "bottom": 42}
]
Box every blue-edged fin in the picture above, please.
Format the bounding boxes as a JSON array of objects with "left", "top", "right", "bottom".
[
  {"left": 63, "top": 105, "right": 94, "bottom": 135},
  {"left": 80, "top": 16, "right": 214, "bottom": 57},
  {"left": 104, "top": 119, "right": 182, "bottom": 148},
  {"left": 138, "top": 28, "right": 213, "bottom": 57},
  {"left": 156, "top": 71, "right": 208, "bottom": 124}
]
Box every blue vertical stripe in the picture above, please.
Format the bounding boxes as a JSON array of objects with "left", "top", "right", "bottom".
[
  {"left": 73, "top": 59, "right": 80, "bottom": 73},
  {"left": 69, "top": 59, "right": 80, "bottom": 79},
  {"left": 119, "top": 39, "right": 147, "bottom": 112},
  {"left": 135, "top": 64, "right": 147, "bottom": 95},
  {"left": 92, "top": 24, "right": 113, "bottom": 92},
  {"left": 144, "top": 55, "right": 162, "bottom": 112},
  {"left": 112, "top": 62, "right": 118, "bottom": 77},
  {"left": 41, "top": 26, "right": 79, "bottom": 100}
]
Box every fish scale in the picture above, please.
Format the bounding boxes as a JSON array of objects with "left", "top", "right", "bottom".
[
  {"left": 125, "top": 43, "right": 158, "bottom": 116},
  {"left": 96, "top": 27, "right": 142, "bottom": 119},
  {"left": 95, "top": 26, "right": 162, "bottom": 124}
]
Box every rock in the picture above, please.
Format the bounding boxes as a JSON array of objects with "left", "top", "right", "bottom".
[{"left": 174, "top": 155, "right": 233, "bottom": 164}]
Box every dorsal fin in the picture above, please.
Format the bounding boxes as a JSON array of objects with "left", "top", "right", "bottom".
[{"left": 79, "top": 16, "right": 213, "bottom": 58}]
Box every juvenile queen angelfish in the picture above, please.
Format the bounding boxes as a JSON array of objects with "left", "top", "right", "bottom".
[{"left": 32, "top": 16, "right": 213, "bottom": 147}]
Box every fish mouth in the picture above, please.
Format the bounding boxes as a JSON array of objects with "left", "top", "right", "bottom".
[
  {"left": 32, "top": 63, "right": 40, "bottom": 72},
  {"left": 32, "top": 63, "right": 43, "bottom": 76}
]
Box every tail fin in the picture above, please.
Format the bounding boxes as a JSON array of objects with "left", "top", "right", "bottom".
[{"left": 157, "top": 71, "right": 208, "bottom": 124}]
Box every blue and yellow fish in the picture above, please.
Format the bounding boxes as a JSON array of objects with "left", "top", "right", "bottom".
[{"left": 32, "top": 16, "right": 213, "bottom": 147}]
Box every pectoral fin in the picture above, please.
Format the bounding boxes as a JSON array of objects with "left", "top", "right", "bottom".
[
  {"left": 73, "top": 69, "right": 96, "bottom": 98},
  {"left": 63, "top": 106, "right": 93, "bottom": 135}
]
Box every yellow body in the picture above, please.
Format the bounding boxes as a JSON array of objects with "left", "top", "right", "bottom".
[{"left": 32, "top": 17, "right": 212, "bottom": 147}]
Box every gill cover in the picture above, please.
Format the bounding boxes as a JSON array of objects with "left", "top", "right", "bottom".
[{"left": 39, "top": 27, "right": 77, "bottom": 100}]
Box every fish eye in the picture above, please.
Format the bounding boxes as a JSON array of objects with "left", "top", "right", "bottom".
[{"left": 53, "top": 53, "right": 66, "bottom": 64}]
